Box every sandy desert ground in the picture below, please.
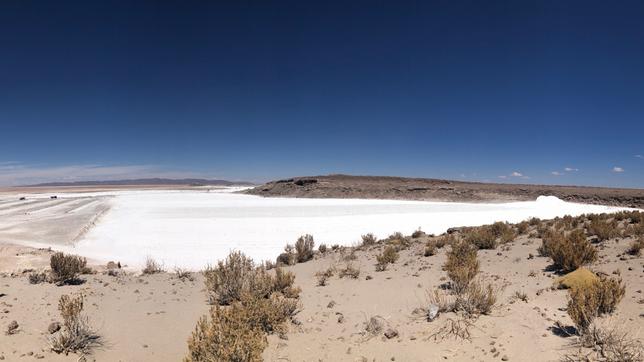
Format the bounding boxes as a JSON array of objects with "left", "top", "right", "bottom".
[{"left": 0, "top": 184, "right": 642, "bottom": 361}]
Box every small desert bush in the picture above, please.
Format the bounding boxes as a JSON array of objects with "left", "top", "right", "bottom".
[
  {"left": 50, "top": 252, "right": 88, "bottom": 285},
  {"left": 490, "top": 221, "right": 515, "bottom": 243},
  {"left": 28, "top": 270, "right": 48, "bottom": 284},
  {"left": 238, "top": 293, "right": 299, "bottom": 334},
  {"left": 567, "top": 276, "right": 626, "bottom": 334},
  {"left": 588, "top": 218, "right": 619, "bottom": 241},
  {"left": 339, "top": 263, "right": 360, "bottom": 279},
  {"left": 276, "top": 244, "right": 296, "bottom": 266},
  {"left": 464, "top": 226, "right": 497, "bottom": 249},
  {"left": 411, "top": 228, "right": 424, "bottom": 238},
  {"left": 455, "top": 279, "right": 498, "bottom": 315},
  {"left": 142, "top": 256, "right": 164, "bottom": 275},
  {"left": 361, "top": 233, "right": 377, "bottom": 246},
  {"left": 434, "top": 234, "right": 455, "bottom": 248},
  {"left": 375, "top": 246, "right": 399, "bottom": 271},
  {"left": 626, "top": 237, "right": 644, "bottom": 256},
  {"left": 273, "top": 268, "right": 300, "bottom": 299},
  {"left": 174, "top": 267, "right": 194, "bottom": 281},
  {"left": 565, "top": 321, "right": 644, "bottom": 362},
  {"left": 516, "top": 220, "right": 530, "bottom": 235},
  {"left": 294, "top": 234, "right": 315, "bottom": 263},
  {"left": 318, "top": 243, "right": 327, "bottom": 254},
  {"left": 185, "top": 303, "right": 267, "bottom": 362},
  {"left": 205, "top": 252, "right": 300, "bottom": 305},
  {"left": 549, "top": 230, "right": 598, "bottom": 273},
  {"left": 424, "top": 241, "right": 437, "bottom": 257},
  {"left": 49, "top": 293, "right": 101, "bottom": 355},
  {"left": 315, "top": 266, "right": 335, "bottom": 286},
  {"left": 538, "top": 229, "right": 564, "bottom": 257},
  {"left": 444, "top": 240, "right": 479, "bottom": 294}
]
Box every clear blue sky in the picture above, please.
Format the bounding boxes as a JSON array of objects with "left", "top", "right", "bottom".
[{"left": 1, "top": 1, "right": 643, "bottom": 187}]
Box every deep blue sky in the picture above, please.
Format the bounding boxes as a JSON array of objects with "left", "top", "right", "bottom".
[{"left": 1, "top": 1, "right": 643, "bottom": 187}]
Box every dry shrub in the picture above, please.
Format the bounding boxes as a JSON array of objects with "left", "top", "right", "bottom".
[
  {"left": 361, "top": 233, "right": 377, "bottom": 246},
  {"left": 411, "top": 228, "right": 424, "bottom": 238},
  {"left": 205, "top": 252, "right": 300, "bottom": 305},
  {"left": 444, "top": 240, "right": 479, "bottom": 294},
  {"left": 339, "top": 263, "right": 360, "bottom": 279},
  {"left": 567, "top": 276, "right": 625, "bottom": 334},
  {"left": 174, "top": 267, "right": 194, "bottom": 282},
  {"left": 49, "top": 293, "right": 101, "bottom": 355},
  {"left": 562, "top": 321, "right": 644, "bottom": 362},
  {"left": 424, "top": 241, "right": 437, "bottom": 257},
  {"left": 238, "top": 293, "right": 299, "bottom": 334},
  {"left": 375, "top": 246, "right": 399, "bottom": 271},
  {"left": 318, "top": 243, "right": 328, "bottom": 254},
  {"left": 185, "top": 303, "right": 267, "bottom": 362},
  {"left": 455, "top": 279, "right": 499, "bottom": 315},
  {"left": 273, "top": 268, "right": 301, "bottom": 299},
  {"left": 588, "top": 218, "right": 619, "bottom": 241},
  {"left": 626, "top": 237, "right": 644, "bottom": 256},
  {"left": 50, "top": 252, "right": 88, "bottom": 285},
  {"left": 516, "top": 220, "right": 530, "bottom": 235},
  {"left": 538, "top": 229, "right": 564, "bottom": 257},
  {"left": 294, "top": 234, "right": 315, "bottom": 263},
  {"left": 434, "top": 234, "right": 455, "bottom": 248},
  {"left": 315, "top": 266, "right": 335, "bottom": 286},
  {"left": 388, "top": 231, "right": 404, "bottom": 241},
  {"left": 549, "top": 230, "right": 598, "bottom": 273},
  {"left": 427, "top": 289, "right": 455, "bottom": 313},
  {"left": 464, "top": 226, "right": 497, "bottom": 249},
  {"left": 142, "top": 256, "right": 164, "bottom": 275},
  {"left": 28, "top": 270, "right": 48, "bottom": 284},
  {"left": 429, "top": 317, "right": 473, "bottom": 341},
  {"left": 276, "top": 244, "right": 296, "bottom": 266}
]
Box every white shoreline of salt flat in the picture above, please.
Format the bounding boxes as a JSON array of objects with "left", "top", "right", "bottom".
[{"left": 26, "top": 187, "right": 631, "bottom": 270}]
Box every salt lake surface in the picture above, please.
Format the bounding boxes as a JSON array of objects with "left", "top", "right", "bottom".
[{"left": 38, "top": 187, "right": 628, "bottom": 270}]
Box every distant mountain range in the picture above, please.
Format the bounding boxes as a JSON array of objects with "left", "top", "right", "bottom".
[{"left": 25, "top": 178, "right": 255, "bottom": 187}]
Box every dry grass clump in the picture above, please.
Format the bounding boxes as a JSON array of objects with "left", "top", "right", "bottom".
[
  {"left": 295, "top": 234, "right": 315, "bottom": 263},
  {"left": 49, "top": 293, "right": 101, "bottom": 355},
  {"left": 548, "top": 230, "right": 598, "bottom": 273},
  {"left": 174, "top": 267, "right": 194, "bottom": 282},
  {"left": 204, "top": 251, "right": 300, "bottom": 305},
  {"left": 375, "top": 245, "right": 399, "bottom": 271},
  {"left": 185, "top": 302, "right": 267, "bottom": 362},
  {"left": 567, "top": 276, "right": 625, "bottom": 334},
  {"left": 142, "top": 256, "right": 165, "bottom": 275},
  {"left": 28, "top": 270, "right": 48, "bottom": 284},
  {"left": 562, "top": 321, "right": 644, "bottom": 362},
  {"left": 626, "top": 237, "right": 644, "bottom": 256},
  {"left": 339, "top": 263, "right": 360, "bottom": 279},
  {"left": 50, "top": 252, "right": 88, "bottom": 285},
  {"left": 361, "top": 233, "right": 378, "bottom": 246},
  {"left": 455, "top": 279, "right": 499, "bottom": 315},
  {"left": 444, "top": 240, "right": 479, "bottom": 293},
  {"left": 315, "top": 266, "right": 335, "bottom": 286},
  {"left": 434, "top": 234, "right": 455, "bottom": 248}
]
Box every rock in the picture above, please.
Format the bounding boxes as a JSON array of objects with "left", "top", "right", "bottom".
[
  {"left": 501, "top": 355, "right": 509, "bottom": 361},
  {"left": 47, "top": 322, "right": 61, "bottom": 334},
  {"left": 6, "top": 320, "right": 18, "bottom": 335},
  {"left": 327, "top": 301, "right": 336, "bottom": 308},
  {"left": 384, "top": 328, "right": 398, "bottom": 339},
  {"left": 427, "top": 304, "right": 440, "bottom": 321},
  {"left": 337, "top": 314, "right": 345, "bottom": 324}
]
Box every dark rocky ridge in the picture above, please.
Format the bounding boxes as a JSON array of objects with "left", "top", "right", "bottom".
[{"left": 244, "top": 174, "right": 644, "bottom": 209}]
